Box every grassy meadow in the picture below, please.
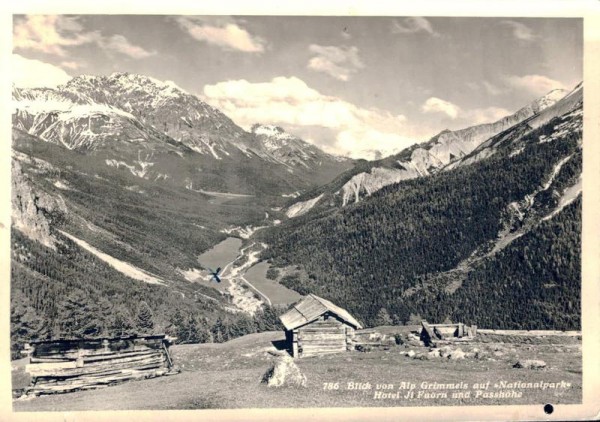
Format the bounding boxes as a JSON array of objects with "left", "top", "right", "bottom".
[{"left": 13, "top": 329, "right": 581, "bottom": 411}]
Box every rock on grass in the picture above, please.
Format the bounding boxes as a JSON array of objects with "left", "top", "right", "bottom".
[
  {"left": 261, "top": 354, "right": 307, "bottom": 388},
  {"left": 428, "top": 350, "right": 441, "bottom": 358},
  {"left": 513, "top": 359, "right": 547, "bottom": 369},
  {"left": 439, "top": 346, "right": 453, "bottom": 358},
  {"left": 448, "top": 348, "right": 466, "bottom": 360}
]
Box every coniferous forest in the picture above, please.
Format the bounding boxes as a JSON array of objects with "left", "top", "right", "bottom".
[
  {"left": 11, "top": 229, "right": 283, "bottom": 359},
  {"left": 261, "top": 114, "right": 582, "bottom": 330}
]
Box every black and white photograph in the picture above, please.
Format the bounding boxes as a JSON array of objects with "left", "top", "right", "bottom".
[{"left": 3, "top": 2, "right": 600, "bottom": 420}]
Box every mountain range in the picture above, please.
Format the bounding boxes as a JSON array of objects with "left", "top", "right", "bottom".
[
  {"left": 10, "top": 72, "right": 583, "bottom": 356},
  {"left": 13, "top": 73, "right": 352, "bottom": 198},
  {"left": 281, "top": 88, "right": 570, "bottom": 218}
]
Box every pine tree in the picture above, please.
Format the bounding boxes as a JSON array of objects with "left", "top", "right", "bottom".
[
  {"left": 169, "top": 309, "right": 186, "bottom": 342},
  {"left": 135, "top": 301, "right": 155, "bottom": 333},
  {"left": 407, "top": 312, "right": 423, "bottom": 326},
  {"left": 59, "top": 290, "right": 103, "bottom": 338},
  {"left": 212, "top": 317, "right": 225, "bottom": 343},
  {"left": 185, "top": 315, "right": 210, "bottom": 344},
  {"left": 110, "top": 308, "right": 134, "bottom": 337},
  {"left": 374, "top": 307, "right": 393, "bottom": 327}
]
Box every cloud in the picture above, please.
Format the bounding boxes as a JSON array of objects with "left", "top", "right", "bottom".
[
  {"left": 506, "top": 74, "right": 566, "bottom": 96},
  {"left": 13, "top": 15, "right": 97, "bottom": 57},
  {"left": 59, "top": 60, "right": 83, "bottom": 70},
  {"left": 465, "top": 81, "right": 505, "bottom": 96},
  {"left": 465, "top": 107, "right": 510, "bottom": 125},
  {"left": 12, "top": 54, "right": 71, "bottom": 88},
  {"left": 175, "top": 16, "right": 265, "bottom": 53},
  {"left": 99, "top": 35, "right": 155, "bottom": 59},
  {"left": 13, "top": 15, "right": 154, "bottom": 59},
  {"left": 307, "top": 45, "right": 364, "bottom": 81},
  {"left": 467, "top": 76, "right": 564, "bottom": 98},
  {"left": 392, "top": 17, "right": 439, "bottom": 37},
  {"left": 421, "top": 97, "right": 460, "bottom": 119},
  {"left": 203, "top": 76, "right": 416, "bottom": 159},
  {"left": 421, "top": 96, "right": 509, "bottom": 126},
  {"left": 482, "top": 81, "right": 503, "bottom": 96},
  {"left": 500, "top": 20, "right": 536, "bottom": 41}
]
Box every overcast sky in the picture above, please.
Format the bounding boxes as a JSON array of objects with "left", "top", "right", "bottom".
[{"left": 12, "top": 15, "right": 583, "bottom": 159}]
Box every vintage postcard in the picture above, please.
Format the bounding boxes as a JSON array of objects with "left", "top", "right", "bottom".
[{"left": 2, "top": 1, "right": 599, "bottom": 421}]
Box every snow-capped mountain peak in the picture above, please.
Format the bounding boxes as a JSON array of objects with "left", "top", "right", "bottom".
[
  {"left": 12, "top": 71, "right": 354, "bottom": 195},
  {"left": 252, "top": 124, "right": 295, "bottom": 139},
  {"left": 108, "top": 72, "right": 189, "bottom": 98},
  {"left": 250, "top": 123, "right": 350, "bottom": 168},
  {"left": 530, "top": 89, "right": 568, "bottom": 112},
  {"left": 251, "top": 124, "right": 298, "bottom": 151},
  {"left": 61, "top": 72, "right": 191, "bottom": 107}
]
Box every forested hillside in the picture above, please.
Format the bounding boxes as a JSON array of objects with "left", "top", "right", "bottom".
[
  {"left": 261, "top": 104, "right": 582, "bottom": 330},
  {"left": 11, "top": 229, "right": 283, "bottom": 359}
]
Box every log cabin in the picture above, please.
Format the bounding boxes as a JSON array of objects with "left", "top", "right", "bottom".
[
  {"left": 280, "top": 294, "right": 363, "bottom": 358},
  {"left": 22, "top": 334, "right": 178, "bottom": 395}
]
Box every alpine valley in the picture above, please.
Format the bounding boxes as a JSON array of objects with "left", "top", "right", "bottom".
[{"left": 10, "top": 72, "right": 582, "bottom": 357}]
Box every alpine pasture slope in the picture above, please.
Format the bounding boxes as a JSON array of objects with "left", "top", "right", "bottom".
[{"left": 12, "top": 328, "right": 582, "bottom": 410}]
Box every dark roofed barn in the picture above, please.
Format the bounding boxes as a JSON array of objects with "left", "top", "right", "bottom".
[{"left": 280, "top": 294, "right": 362, "bottom": 358}]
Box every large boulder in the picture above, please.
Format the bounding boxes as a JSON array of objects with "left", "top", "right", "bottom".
[
  {"left": 448, "top": 348, "right": 466, "bottom": 360},
  {"left": 261, "top": 354, "right": 307, "bottom": 388},
  {"left": 439, "top": 346, "right": 453, "bottom": 358},
  {"left": 428, "top": 350, "right": 441, "bottom": 359},
  {"left": 513, "top": 359, "right": 547, "bottom": 369}
]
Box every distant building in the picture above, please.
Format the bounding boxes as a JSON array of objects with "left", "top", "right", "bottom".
[
  {"left": 280, "top": 294, "right": 363, "bottom": 358},
  {"left": 420, "top": 320, "right": 477, "bottom": 346}
]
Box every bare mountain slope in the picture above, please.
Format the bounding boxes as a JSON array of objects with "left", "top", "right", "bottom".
[{"left": 283, "top": 88, "right": 570, "bottom": 216}]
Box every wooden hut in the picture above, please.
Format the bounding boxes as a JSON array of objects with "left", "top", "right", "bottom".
[
  {"left": 23, "top": 334, "right": 178, "bottom": 395},
  {"left": 420, "top": 320, "right": 477, "bottom": 346},
  {"left": 280, "top": 294, "right": 363, "bottom": 358}
]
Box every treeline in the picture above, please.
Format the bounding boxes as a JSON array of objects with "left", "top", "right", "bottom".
[
  {"left": 10, "top": 229, "right": 283, "bottom": 359},
  {"left": 262, "top": 112, "right": 582, "bottom": 330}
]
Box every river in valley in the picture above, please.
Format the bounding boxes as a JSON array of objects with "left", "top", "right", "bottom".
[{"left": 196, "top": 236, "right": 301, "bottom": 311}]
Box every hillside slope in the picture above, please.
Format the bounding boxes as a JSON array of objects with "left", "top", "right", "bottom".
[
  {"left": 13, "top": 329, "right": 581, "bottom": 410},
  {"left": 261, "top": 86, "right": 583, "bottom": 329}
]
